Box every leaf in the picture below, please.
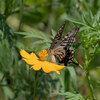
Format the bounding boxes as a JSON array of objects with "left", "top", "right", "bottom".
[
  {"left": 72, "top": 42, "right": 81, "bottom": 50},
  {"left": 65, "top": 15, "right": 85, "bottom": 26},
  {"left": 64, "top": 68, "right": 70, "bottom": 91},
  {"left": 51, "top": 29, "right": 56, "bottom": 39},
  {"left": 16, "top": 30, "right": 51, "bottom": 40},
  {"left": 16, "top": 30, "right": 51, "bottom": 46},
  {"left": 0, "top": 40, "right": 13, "bottom": 71},
  {"left": 3, "top": 86, "right": 14, "bottom": 99},
  {"left": 18, "top": 0, "right": 24, "bottom": 30},
  {"left": 65, "top": 92, "right": 84, "bottom": 100},
  {"left": 32, "top": 40, "right": 45, "bottom": 45},
  {"left": 0, "top": 14, "right": 13, "bottom": 46},
  {"left": 55, "top": 92, "right": 86, "bottom": 100},
  {"left": 96, "top": 66, "right": 100, "bottom": 69},
  {"left": 82, "top": 14, "right": 93, "bottom": 28},
  {"left": 16, "top": 31, "right": 44, "bottom": 39},
  {"left": 96, "top": 81, "right": 100, "bottom": 87},
  {"left": 67, "top": 67, "right": 77, "bottom": 91},
  {"left": 65, "top": 14, "right": 95, "bottom": 30},
  {"left": 25, "top": 0, "right": 46, "bottom": 5}
]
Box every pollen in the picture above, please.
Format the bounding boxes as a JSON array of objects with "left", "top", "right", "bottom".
[{"left": 39, "top": 49, "right": 48, "bottom": 61}]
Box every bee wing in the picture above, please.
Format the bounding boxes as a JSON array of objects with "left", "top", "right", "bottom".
[
  {"left": 50, "top": 21, "right": 66, "bottom": 49},
  {"left": 53, "top": 47, "right": 66, "bottom": 62},
  {"left": 54, "top": 27, "right": 79, "bottom": 49}
]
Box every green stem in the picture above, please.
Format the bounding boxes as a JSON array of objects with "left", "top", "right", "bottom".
[
  {"left": 0, "top": 73, "right": 5, "bottom": 82},
  {"left": 85, "top": 70, "right": 97, "bottom": 100},
  {"left": 33, "top": 71, "right": 39, "bottom": 100},
  {"left": 0, "top": 84, "right": 10, "bottom": 86},
  {"left": 83, "top": 54, "right": 97, "bottom": 100},
  {"left": 84, "top": 67, "right": 97, "bottom": 100}
]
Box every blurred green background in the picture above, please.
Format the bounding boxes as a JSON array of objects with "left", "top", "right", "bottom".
[{"left": 0, "top": 0, "right": 100, "bottom": 100}]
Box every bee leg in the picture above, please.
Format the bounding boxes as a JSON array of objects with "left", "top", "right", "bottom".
[
  {"left": 71, "top": 60, "right": 79, "bottom": 66},
  {"left": 64, "top": 62, "right": 67, "bottom": 66},
  {"left": 51, "top": 55, "right": 56, "bottom": 63}
]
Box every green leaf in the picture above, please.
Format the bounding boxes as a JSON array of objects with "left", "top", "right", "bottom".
[
  {"left": 65, "top": 92, "right": 84, "bottom": 100},
  {"left": 96, "top": 81, "right": 100, "bottom": 87},
  {"left": 65, "top": 15, "right": 85, "bottom": 26},
  {"left": 51, "top": 29, "right": 56, "bottom": 39},
  {"left": 3, "top": 86, "right": 14, "bottom": 99},
  {"left": 0, "top": 14, "right": 13, "bottom": 46},
  {"left": 55, "top": 92, "right": 86, "bottom": 100},
  {"left": 16, "top": 31, "right": 44, "bottom": 39},
  {"left": 0, "top": 40, "right": 13, "bottom": 71},
  {"left": 64, "top": 68, "right": 70, "bottom": 91},
  {"left": 16, "top": 30, "right": 51, "bottom": 45},
  {"left": 25, "top": 0, "right": 46, "bottom": 5},
  {"left": 67, "top": 67, "right": 77, "bottom": 91}
]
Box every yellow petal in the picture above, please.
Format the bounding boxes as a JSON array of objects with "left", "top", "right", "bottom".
[
  {"left": 30, "top": 52, "right": 38, "bottom": 60},
  {"left": 43, "top": 61, "right": 65, "bottom": 70},
  {"left": 20, "top": 49, "right": 38, "bottom": 59},
  {"left": 20, "top": 49, "right": 30, "bottom": 58},
  {"left": 42, "top": 61, "right": 60, "bottom": 74},
  {"left": 20, "top": 50, "right": 39, "bottom": 65},
  {"left": 53, "top": 64, "right": 66, "bottom": 70},
  {"left": 31, "top": 64, "right": 42, "bottom": 71},
  {"left": 22, "top": 58, "right": 34, "bottom": 65},
  {"left": 55, "top": 71, "right": 60, "bottom": 74},
  {"left": 20, "top": 49, "right": 65, "bottom": 74}
]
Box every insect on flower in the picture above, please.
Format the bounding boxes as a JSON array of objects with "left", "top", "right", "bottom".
[
  {"left": 48, "top": 21, "right": 79, "bottom": 66},
  {"left": 20, "top": 49, "right": 65, "bottom": 74}
]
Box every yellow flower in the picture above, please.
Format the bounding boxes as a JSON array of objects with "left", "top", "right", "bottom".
[{"left": 20, "top": 49, "right": 65, "bottom": 74}]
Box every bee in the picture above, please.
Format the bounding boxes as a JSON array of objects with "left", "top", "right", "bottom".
[{"left": 48, "top": 21, "right": 79, "bottom": 66}]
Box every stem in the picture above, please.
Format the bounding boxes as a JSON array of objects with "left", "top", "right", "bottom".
[
  {"left": 33, "top": 71, "right": 39, "bottom": 100},
  {"left": 0, "top": 73, "right": 5, "bottom": 82},
  {"left": 83, "top": 53, "right": 97, "bottom": 100},
  {"left": 84, "top": 53, "right": 97, "bottom": 100},
  {"left": 0, "top": 84, "right": 10, "bottom": 86},
  {"left": 85, "top": 70, "right": 97, "bottom": 100}
]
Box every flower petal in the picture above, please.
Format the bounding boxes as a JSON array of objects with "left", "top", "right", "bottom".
[
  {"left": 53, "top": 64, "right": 65, "bottom": 70},
  {"left": 22, "top": 58, "right": 34, "bottom": 65},
  {"left": 30, "top": 52, "right": 38, "bottom": 60},
  {"left": 43, "top": 61, "right": 65, "bottom": 70},
  {"left": 42, "top": 61, "right": 61, "bottom": 74},
  {"left": 20, "top": 49, "right": 30, "bottom": 58},
  {"left": 20, "top": 49, "right": 65, "bottom": 74},
  {"left": 20, "top": 49, "right": 38, "bottom": 59},
  {"left": 31, "top": 64, "right": 41, "bottom": 71},
  {"left": 20, "top": 50, "right": 39, "bottom": 65}
]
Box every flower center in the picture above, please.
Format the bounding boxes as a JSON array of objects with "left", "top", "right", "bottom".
[{"left": 38, "top": 49, "right": 48, "bottom": 61}]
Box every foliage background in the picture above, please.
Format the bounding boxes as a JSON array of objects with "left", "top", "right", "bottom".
[{"left": 0, "top": 0, "right": 100, "bottom": 100}]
